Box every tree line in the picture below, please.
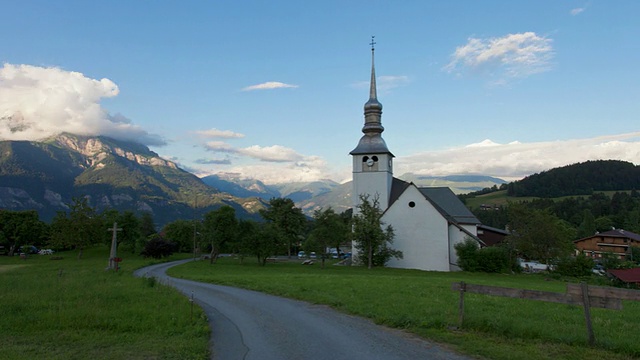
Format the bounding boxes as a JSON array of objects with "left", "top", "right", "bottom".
[{"left": 0, "top": 195, "right": 401, "bottom": 269}]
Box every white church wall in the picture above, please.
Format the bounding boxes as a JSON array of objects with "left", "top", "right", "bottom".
[
  {"left": 447, "top": 223, "right": 478, "bottom": 271},
  {"left": 352, "top": 171, "right": 392, "bottom": 212},
  {"left": 383, "top": 185, "right": 451, "bottom": 271}
]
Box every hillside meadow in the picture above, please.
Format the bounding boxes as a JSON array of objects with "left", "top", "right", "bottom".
[
  {"left": 0, "top": 247, "right": 210, "bottom": 360},
  {"left": 3, "top": 248, "right": 639, "bottom": 360},
  {"left": 169, "top": 258, "right": 640, "bottom": 360}
]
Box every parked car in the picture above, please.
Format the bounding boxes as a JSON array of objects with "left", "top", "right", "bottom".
[
  {"left": 19, "top": 245, "right": 39, "bottom": 255},
  {"left": 297, "top": 251, "right": 306, "bottom": 259},
  {"left": 38, "top": 249, "right": 54, "bottom": 255},
  {"left": 310, "top": 252, "right": 317, "bottom": 259}
]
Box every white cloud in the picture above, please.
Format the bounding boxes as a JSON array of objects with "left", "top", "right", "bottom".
[
  {"left": 208, "top": 156, "right": 332, "bottom": 184},
  {"left": 194, "top": 128, "right": 245, "bottom": 139},
  {"left": 570, "top": 7, "right": 585, "bottom": 15},
  {"left": 396, "top": 132, "right": 640, "bottom": 181},
  {"left": 204, "top": 141, "right": 237, "bottom": 153},
  {"left": 444, "top": 32, "right": 554, "bottom": 81},
  {"left": 241, "top": 81, "right": 298, "bottom": 91},
  {"left": 0, "top": 63, "right": 165, "bottom": 146},
  {"left": 238, "top": 145, "right": 304, "bottom": 162},
  {"left": 204, "top": 141, "right": 305, "bottom": 163}
]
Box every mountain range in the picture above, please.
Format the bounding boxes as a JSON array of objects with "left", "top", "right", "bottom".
[
  {"left": 0, "top": 134, "right": 265, "bottom": 226},
  {"left": 0, "top": 133, "right": 508, "bottom": 224}
]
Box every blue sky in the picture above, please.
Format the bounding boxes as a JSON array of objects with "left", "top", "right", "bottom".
[{"left": 1, "top": 1, "right": 639, "bottom": 183}]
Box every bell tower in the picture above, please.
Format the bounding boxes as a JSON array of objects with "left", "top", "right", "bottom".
[{"left": 350, "top": 37, "right": 394, "bottom": 213}]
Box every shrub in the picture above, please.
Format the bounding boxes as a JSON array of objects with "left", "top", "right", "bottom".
[
  {"left": 140, "top": 238, "right": 176, "bottom": 259},
  {"left": 455, "top": 238, "right": 514, "bottom": 273},
  {"left": 553, "top": 254, "right": 594, "bottom": 277}
]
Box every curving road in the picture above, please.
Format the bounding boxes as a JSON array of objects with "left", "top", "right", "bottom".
[{"left": 134, "top": 260, "right": 472, "bottom": 360}]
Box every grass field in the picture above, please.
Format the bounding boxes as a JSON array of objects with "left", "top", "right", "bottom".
[
  {"left": 0, "top": 247, "right": 210, "bottom": 360},
  {"left": 169, "top": 257, "right": 640, "bottom": 360},
  {"left": 3, "top": 248, "right": 638, "bottom": 360}
]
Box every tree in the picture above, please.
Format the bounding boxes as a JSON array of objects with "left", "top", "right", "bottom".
[
  {"left": 49, "top": 197, "right": 103, "bottom": 259},
  {"left": 162, "top": 219, "right": 197, "bottom": 253},
  {"left": 140, "top": 235, "right": 176, "bottom": 259},
  {"left": 259, "top": 198, "right": 306, "bottom": 258},
  {"left": 236, "top": 220, "right": 279, "bottom": 266},
  {"left": 305, "top": 207, "right": 349, "bottom": 268},
  {"left": 506, "top": 203, "right": 575, "bottom": 263},
  {"left": 351, "top": 194, "right": 402, "bottom": 269},
  {"left": 202, "top": 206, "right": 238, "bottom": 263},
  {"left": 0, "top": 210, "right": 48, "bottom": 256},
  {"left": 139, "top": 212, "right": 157, "bottom": 238}
]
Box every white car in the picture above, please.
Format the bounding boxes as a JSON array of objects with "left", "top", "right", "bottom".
[{"left": 38, "top": 249, "right": 54, "bottom": 255}]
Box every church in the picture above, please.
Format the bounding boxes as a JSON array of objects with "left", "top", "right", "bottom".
[{"left": 350, "top": 42, "right": 482, "bottom": 272}]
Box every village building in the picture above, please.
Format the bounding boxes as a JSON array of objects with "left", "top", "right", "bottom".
[
  {"left": 350, "top": 41, "right": 481, "bottom": 271},
  {"left": 573, "top": 228, "right": 640, "bottom": 260}
]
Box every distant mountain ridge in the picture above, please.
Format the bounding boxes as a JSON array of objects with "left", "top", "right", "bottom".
[
  {"left": 0, "top": 133, "right": 264, "bottom": 226},
  {"left": 201, "top": 173, "right": 507, "bottom": 215},
  {"left": 507, "top": 160, "right": 640, "bottom": 197}
]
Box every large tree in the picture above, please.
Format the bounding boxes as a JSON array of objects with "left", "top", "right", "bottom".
[
  {"left": 352, "top": 195, "right": 402, "bottom": 269},
  {"left": 259, "top": 198, "right": 306, "bottom": 258},
  {"left": 236, "top": 220, "right": 279, "bottom": 266},
  {"left": 506, "top": 203, "right": 575, "bottom": 263},
  {"left": 202, "top": 206, "right": 238, "bottom": 263},
  {"left": 0, "top": 210, "right": 48, "bottom": 256},
  {"left": 162, "top": 219, "right": 199, "bottom": 254},
  {"left": 305, "top": 207, "right": 349, "bottom": 268},
  {"left": 49, "top": 197, "right": 103, "bottom": 259}
]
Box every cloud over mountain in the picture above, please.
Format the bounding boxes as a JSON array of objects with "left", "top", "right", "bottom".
[
  {"left": 0, "top": 63, "right": 164, "bottom": 146},
  {"left": 444, "top": 32, "right": 554, "bottom": 81}
]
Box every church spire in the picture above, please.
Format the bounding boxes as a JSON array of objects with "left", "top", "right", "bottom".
[
  {"left": 350, "top": 36, "right": 391, "bottom": 156},
  {"left": 363, "top": 36, "right": 384, "bottom": 135}
]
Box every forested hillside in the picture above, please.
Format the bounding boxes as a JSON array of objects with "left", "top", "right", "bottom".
[{"left": 507, "top": 160, "right": 640, "bottom": 197}]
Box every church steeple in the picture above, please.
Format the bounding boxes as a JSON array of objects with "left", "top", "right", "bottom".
[
  {"left": 363, "top": 36, "right": 384, "bottom": 135},
  {"left": 350, "top": 36, "right": 392, "bottom": 156}
]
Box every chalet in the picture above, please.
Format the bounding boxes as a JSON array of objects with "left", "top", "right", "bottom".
[
  {"left": 573, "top": 229, "right": 640, "bottom": 260},
  {"left": 477, "top": 224, "right": 509, "bottom": 247}
]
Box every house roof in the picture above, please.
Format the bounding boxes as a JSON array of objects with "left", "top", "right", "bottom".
[
  {"left": 574, "top": 228, "right": 640, "bottom": 243},
  {"left": 418, "top": 187, "right": 480, "bottom": 225},
  {"left": 608, "top": 268, "right": 640, "bottom": 284},
  {"left": 478, "top": 224, "right": 510, "bottom": 235},
  {"left": 387, "top": 179, "right": 480, "bottom": 225}
]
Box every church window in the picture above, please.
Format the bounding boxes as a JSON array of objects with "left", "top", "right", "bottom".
[
  {"left": 408, "top": 201, "right": 416, "bottom": 208},
  {"left": 372, "top": 156, "right": 378, "bottom": 162}
]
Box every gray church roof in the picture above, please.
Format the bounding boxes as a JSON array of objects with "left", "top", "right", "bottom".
[
  {"left": 418, "top": 187, "right": 480, "bottom": 225},
  {"left": 387, "top": 178, "right": 480, "bottom": 225}
]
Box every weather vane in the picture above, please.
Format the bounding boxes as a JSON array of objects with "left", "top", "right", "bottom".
[{"left": 370, "top": 35, "right": 376, "bottom": 51}]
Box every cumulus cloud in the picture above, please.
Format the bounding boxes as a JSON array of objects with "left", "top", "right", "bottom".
[
  {"left": 204, "top": 141, "right": 305, "bottom": 163},
  {"left": 241, "top": 81, "right": 298, "bottom": 91},
  {"left": 194, "top": 128, "right": 245, "bottom": 139},
  {"left": 195, "top": 158, "right": 232, "bottom": 165},
  {"left": 570, "top": 7, "right": 585, "bottom": 15},
  {"left": 444, "top": 32, "right": 554, "bottom": 81},
  {"left": 208, "top": 156, "right": 331, "bottom": 184},
  {"left": 396, "top": 132, "right": 640, "bottom": 181},
  {"left": 0, "top": 63, "right": 164, "bottom": 146}
]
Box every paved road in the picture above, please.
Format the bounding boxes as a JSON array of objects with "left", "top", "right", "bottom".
[{"left": 134, "top": 260, "right": 472, "bottom": 360}]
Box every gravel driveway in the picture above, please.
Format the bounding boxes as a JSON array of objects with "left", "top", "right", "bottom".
[{"left": 134, "top": 260, "right": 472, "bottom": 360}]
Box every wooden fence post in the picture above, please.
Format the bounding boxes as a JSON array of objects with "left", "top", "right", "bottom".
[
  {"left": 580, "top": 282, "right": 595, "bottom": 346},
  {"left": 458, "top": 281, "right": 466, "bottom": 328}
]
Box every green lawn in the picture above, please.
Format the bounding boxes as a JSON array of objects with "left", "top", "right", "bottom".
[
  {"left": 0, "top": 247, "right": 210, "bottom": 360},
  {"left": 169, "top": 257, "right": 640, "bottom": 360},
  {"left": 3, "top": 249, "right": 637, "bottom": 360}
]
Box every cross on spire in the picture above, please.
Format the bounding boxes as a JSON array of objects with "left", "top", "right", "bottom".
[{"left": 370, "top": 35, "right": 376, "bottom": 51}]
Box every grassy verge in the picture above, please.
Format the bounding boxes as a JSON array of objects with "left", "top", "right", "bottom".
[
  {"left": 0, "top": 247, "right": 210, "bottom": 360},
  {"left": 168, "top": 258, "right": 639, "bottom": 360}
]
